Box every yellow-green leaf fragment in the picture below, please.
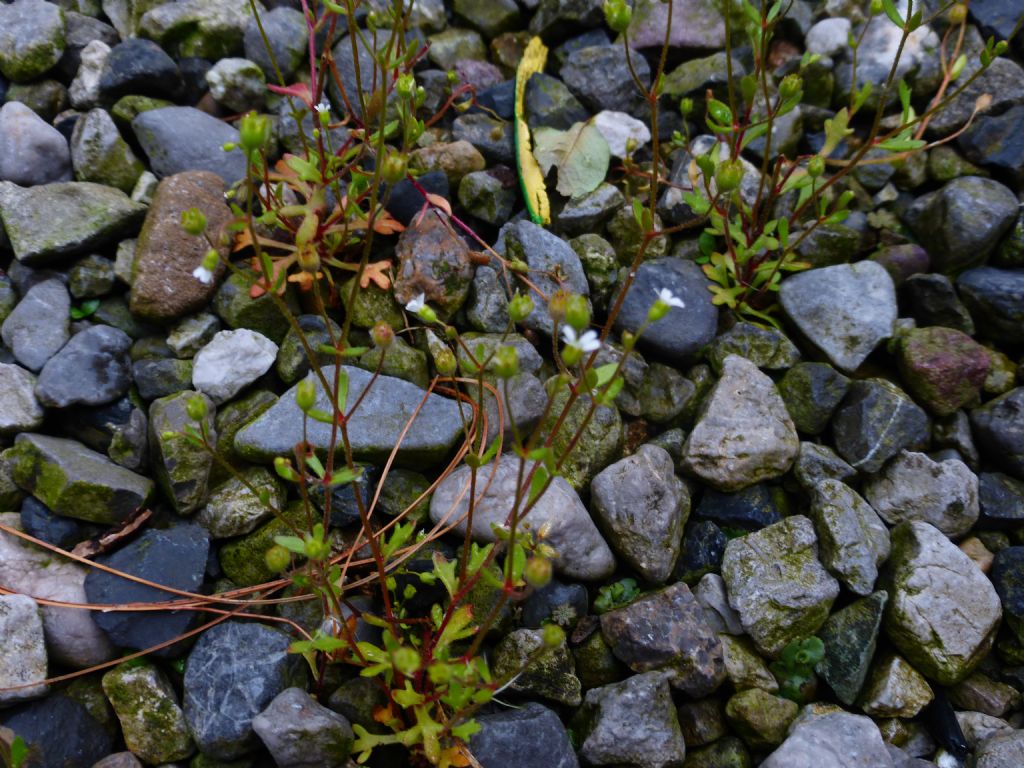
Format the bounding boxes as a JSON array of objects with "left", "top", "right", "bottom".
[{"left": 515, "top": 37, "right": 551, "bottom": 225}]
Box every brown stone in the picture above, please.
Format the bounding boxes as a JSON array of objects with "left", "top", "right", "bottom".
[
  {"left": 392, "top": 210, "right": 473, "bottom": 318},
  {"left": 129, "top": 171, "right": 231, "bottom": 323}
]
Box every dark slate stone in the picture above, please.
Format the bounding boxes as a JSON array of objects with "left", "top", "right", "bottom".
[
  {"left": 611, "top": 258, "right": 718, "bottom": 366},
  {"left": 870, "top": 243, "right": 931, "bottom": 287},
  {"left": 901, "top": 273, "right": 975, "bottom": 333},
  {"left": 132, "top": 357, "right": 194, "bottom": 401},
  {"left": 524, "top": 72, "right": 590, "bottom": 130},
  {"left": 0, "top": 277, "right": 70, "bottom": 372},
  {"left": 959, "top": 104, "right": 1024, "bottom": 185},
  {"left": 980, "top": 472, "right": 1024, "bottom": 527},
  {"left": 35, "top": 325, "right": 132, "bottom": 409},
  {"left": 452, "top": 113, "right": 514, "bottom": 165},
  {"left": 20, "top": 495, "right": 91, "bottom": 550},
  {"left": 816, "top": 591, "right": 887, "bottom": 706},
  {"left": 831, "top": 379, "right": 930, "bottom": 473},
  {"left": 695, "top": 484, "right": 782, "bottom": 532},
  {"left": 778, "top": 362, "right": 851, "bottom": 436},
  {"left": 99, "top": 38, "right": 184, "bottom": 102},
  {"left": 521, "top": 578, "right": 589, "bottom": 629},
  {"left": 0, "top": 695, "right": 113, "bottom": 768},
  {"left": 132, "top": 107, "right": 247, "bottom": 183},
  {"left": 970, "top": 388, "right": 1024, "bottom": 480},
  {"left": 57, "top": 12, "right": 119, "bottom": 80},
  {"left": 956, "top": 266, "right": 1024, "bottom": 346},
  {"left": 560, "top": 45, "right": 649, "bottom": 115},
  {"left": 991, "top": 547, "right": 1024, "bottom": 642},
  {"left": 470, "top": 702, "right": 580, "bottom": 768},
  {"left": 84, "top": 522, "right": 210, "bottom": 656},
  {"left": 62, "top": 397, "right": 148, "bottom": 469},
  {"left": 969, "top": 0, "right": 1022, "bottom": 40},
  {"left": 178, "top": 57, "right": 213, "bottom": 105},
  {"left": 183, "top": 621, "right": 307, "bottom": 760},
  {"left": 309, "top": 464, "right": 382, "bottom": 527},
  {"left": 385, "top": 170, "right": 449, "bottom": 226},
  {"left": 471, "top": 79, "right": 515, "bottom": 120},
  {"left": 243, "top": 6, "right": 308, "bottom": 81},
  {"left": 673, "top": 519, "right": 728, "bottom": 584}
]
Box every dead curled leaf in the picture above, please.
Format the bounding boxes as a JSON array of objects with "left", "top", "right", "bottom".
[{"left": 532, "top": 119, "right": 611, "bottom": 198}]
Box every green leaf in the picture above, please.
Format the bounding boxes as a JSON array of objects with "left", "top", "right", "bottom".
[
  {"left": 875, "top": 137, "right": 926, "bottom": 152},
  {"left": 532, "top": 120, "right": 611, "bottom": 198},
  {"left": 527, "top": 464, "right": 550, "bottom": 506},
  {"left": 69, "top": 299, "right": 101, "bottom": 320},
  {"left": 336, "top": 368, "right": 349, "bottom": 414},
  {"left": 273, "top": 535, "right": 307, "bottom": 555},
  {"left": 10, "top": 737, "right": 28, "bottom": 768},
  {"left": 881, "top": 0, "right": 904, "bottom": 27}
]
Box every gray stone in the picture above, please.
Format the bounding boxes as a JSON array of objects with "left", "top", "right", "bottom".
[
  {"left": 101, "top": 0, "right": 163, "bottom": 39},
  {"left": 68, "top": 254, "right": 116, "bottom": 300},
  {"left": 458, "top": 168, "right": 517, "bottom": 226},
  {"left": 452, "top": 113, "right": 514, "bottom": 165},
  {"left": 0, "top": 180, "right": 145, "bottom": 266},
  {"left": 612, "top": 258, "right": 717, "bottom": 366},
  {"left": 625, "top": 0, "right": 724, "bottom": 50},
  {"left": 466, "top": 264, "right": 509, "bottom": 332},
  {"left": 192, "top": 329, "right": 278, "bottom": 404},
  {"left": 809, "top": 479, "right": 890, "bottom": 596},
  {"left": 864, "top": 451, "right": 979, "bottom": 538},
  {"left": 693, "top": 573, "right": 744, "bottom": 635},
  {"left": 561, "top": 45, "right": 648, "bottom": 115},
  {"left": 0, "top": 513, "right": 115, "bottom": 667},
  {"left": 761, "top": 711, "right": 895, "bottom": 768},
  {"left": 590, "top": 445, "right": 688, "bottom": 583},
  {"left": 430, "top": 457, "right": 615, "bottom": 580},
  {"left": 69, "top": 39, "right": 109, "bottom": 110},
  {"left": 721, "top": 516, "right": 840, "bottom": 656},
  {"left": 806, "top": 17, "right": 851, "bottom": 57},
  {"left": 243, "top": 7, "right": 308, "bottom": 81},
  {"left": 970, "top": 387, "right": 1024, "bottom": 480},
  {"left": 927, "top": 56, "right": 1024, "bottom": 138},
  {"left": 35, "top": 324, "right": 132, "bottom": 408},
  {"left": 235, "top": 365, "right": 463, "bottom": 466},
  {"left": 902, "top": 272, "right": 975, "bottom": 333},
  {"left": 906, "top": 176, "right": 1019, "bottom": 273},
  {"left": 197, "top": 467, "right": 284, "bottom": 538},
  {"left": 779, "top": 260, "right": 896, "bottom": 373},
  {"left": 957, "top": 266, "right": 1024, "bottom": 347},
  {"left": 859, "top": 653, "right": 934, "bottom": 718},
  {"left": 682, "top": 355, "right": 799, "bottom": 492},
  {"left": 132, "top": 107, "right": 247, "bottom": 183},
  {"left": 139, "top": 0, "right": 260, "bottom": 59},
  {"left": 70, "top": 108, "right": 144, "bottom": 194},
  {"left": 101, "top": 660, "right": 194, "bottom": 763},
  {"left": 0, "top": 364, "right": 45, "bottom": 435},
  {"left": 706, "top": 321, "right": 800, "bottom": 374},
  {"left": 600, "top": 582, "right": 725, "bottom": 698},
  {"left": 0, "top": 594, "right": 47, "bottom": 704},
  {"left": 831, "top": 378, "right": 930, "bottom": 474},
  {"left": 8, "top": 432, "right": 154, "bottom": 524},
  {"left": 494, "top": 628, "right": 581, "bottom": 706},
  {"left": 817, "top": 591, "right": 887, "bottom": 706},
  {"left": 167, "top": 312, "right": 220, "bottom": 359},
  {"left": 183, "top": 621, "right": 307, "bottom": 760},
  {"left": 206, "top": 57, "right": 266, "bottom": 112},
  {"left": 884, "top": 521, "right": 1002, "bottom": 685},
  {"left": 252, "top": 687, "right": 354, "bottom": 768},
  {"left": 778, "top": 362, "right": 851, "bottom": 436},
  {"left": 0, "top": 101, "right": 71, "bottom": 186},
  {"left": 575, "top": 672, "right": 685, "bottom": 768},
  {"left": 470, "top": 702, "right": 579, "bottom": 768},
  {"left": 0, "top": 0, "right": 65, "bottom": 83}
]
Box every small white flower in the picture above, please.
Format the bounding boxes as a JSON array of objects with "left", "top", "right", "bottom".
[
  {"left": 405, "top": 293, "right": 426, "bottom": 313},
  {"left": 314, "top": 101, "right": 331, "bottom": 114},
  {"left": 192, "top": 265, "right": 214, "bottom": 285},
  {"left": 655, "top": 287, "right": 685, "bottom": 309},
  {"left": 561, "top": 325, "right": 601, "bottom": 353}
]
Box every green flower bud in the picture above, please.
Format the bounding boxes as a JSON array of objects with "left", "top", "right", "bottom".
[
  {"left": 508, "top": 293, "right": 535, "bottom": 323},
  {"left": 947, "top": 2, "right": 967, "bottom": 24},
  {"left": 380, "top": 151, "right": 408, "bottom": 185},
  {"left": 371, "top": 321, "right": 394, "bottom": 348},
  {"left": 239, "top": 111, "right": 272, "bottom": 154},
  {"left": 564, "top": 294, "right": 591, "bottom": 331},
  {"left": 295, "top": 378, "right": 316, "bottom": 413},
  {"left": 265, "top": 544, "right": 291, "bottom": 573},
  {"left": 541, "top": 623, "right": 565, "bottom": 648},
  {"left": 679, "top": 97, "right": 694, "bottom": 116},
  {"left": 180, "top": 208, "right": 207, "bottom": 236},
  {"left": 435, "top": 349, "right": 457, "bottom": 377},
  {"left": 807, "top": 155, "right": 825, "bottom": 178},
  {"left": 547, "top": 289, "right": 570, "bottom": 324},
  {"left": 274, "top": 456, "right": 300, "bottom": 482},
  {"left": 524, "top": 556, "right": 552, "bottom": 589},
  {"left": 603, "top": 0, "right": 632, "bottom": 33},
  {"left": 779, "top": 73, "right": 803, "bottom": 101},
  {"left": 493, "top": 345, "right": 519, "bottom": 379},
  {"left": 396, "top": 74, "right": 416, "bottom": 99},
  {"left": 186, "top": 394, "right": 207, "bottom": 422},
  {"left": 715, "top": 159, "right": 744, "bottom": 192},
  {"left": 392, "top": 646, "right": 421, "bottom": 677}
]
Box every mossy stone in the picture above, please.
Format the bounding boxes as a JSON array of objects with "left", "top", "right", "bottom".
[
  {"left": 338, "top": 276, "right": 403, "bottom": 330},
  {"left": 64, "top": 676, "right": 118, "bottom": 738},
  {"left": 493, "top": 628, "right": 582, "bottom": 706},
  {"left": 573, "top": 630, "right": 628, "bottom": 690},
  {"left": 6, "top": 79, "right": 68, "bottom": 123},
  {"left": 111, "top": 95, "right": 176, "bottom": 131},
  {"left": 148, "top": 391, "right": 217, "bottom": 515},
  {"left": 570, "top": 234, "right": 619, "bottom": 313},
  {"left": 684, "top": 737, "right": 752, "bottom": 768},
  {"left": 212, "top": 389, "right": 278, "bottom": 478},
  {"left": 274, "top": 314, "right": 341, "bottom": 384},
  {"left": 219, "top": 501, "right": 306, "bottom": 586},
  {"left": 376, "top": 468, "right": 431, "bottom": 522},
  {"left": 357, "top": 335, "right": 429, "bottom": 389},
  {"left": 0, "top": 449, "right": 26, "bottom": 511},
  {"left": 213, "top": 269, "right": 297, "bottom": 344},
  {"left": 93, "top": 295, "right": 160, "bottom": 340},
  {"left": 707, "top": 322, "right": 801, "bottom": 374},
  {"left": 101, "top": 659, "right": 194, "bottom": 763},
  {"left": 778, "top": 362, "right": 850, "bottom": 436},
  {"left": 724, "top": 688, "right": 798, "bottom": 750},
  {"left": 540, "top": 377, "right": 623, "bottom": 490}
]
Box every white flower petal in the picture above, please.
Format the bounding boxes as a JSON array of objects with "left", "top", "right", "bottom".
[
  {"left": 578, "top": 330, "right": 601, "bottom": 352},
  {"left": 192, "top": 266, "right": 214, "bottom": 285},
  {"left": 405, "top": 293, "right": 426, "bottom": 313},
  {"left": 656, "top": 287, "right": 686, "bottom": 309},
  {"left": 314, "top": 101, "right": 331, "bottom": 113},
  {"left": 560, "top": 325, "right": 579, "bottom": 346}
]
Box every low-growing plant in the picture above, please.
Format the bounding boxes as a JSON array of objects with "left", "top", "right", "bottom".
[
  {"left": 770, "top": 636, "right": 826, "bottom": 703},
  {"left": 593, "top": 577, "right": 642, "bottom": 614}
]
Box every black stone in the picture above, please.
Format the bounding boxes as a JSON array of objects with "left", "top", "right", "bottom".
[
  {"left": 968, "top": 0, "right": 1021, "bottom": 40},
  {"left": 980, "top": 472, "right": 1024, "bottom": 527},
  {"left": 521, "top": 578, "right": 589, "bottom": 629},
  {"left": 385, "top": 170, "right": 449, "bottom": 226},
  {"left": 696, "top": 484, "right": 782, "bottom": 532},
  {"left": 560, "top": 45, "right": 649, "bottom": 115},
  {"left": 925, "top": 688, "right": 969, "bottom": 759},
  {"left": 99, "top": 38, "right": 184, "bottom": 102},
  {"left": 970, "top": 388, "right": 1024, "bottom": 480},
  {"left": 472, "top": 79, "right": 516, "bottom": 121},
  {"left": 778, "top": 362, "right": 851, "bottom": 436},
  {"left": 959, "top": 104, "right": 1024, "bottom": 185},
  {"left": 992, "top": 547, "right": 1024, "bottom": 634},
  {"left": 309, "top": 464, "right": 382, "bottom": 527},
  {"left": 84, "top": 522, "right": 209, "bottom": 656},
  {"left": 452, "top": 113, "right": 514, "bottom": 165},
  {"left": 178, "top": 57, "right": 213, "bottom": 105},
  {"left": 901, "top": 273, "right": 975, "bottom": 333},
  {"left": 831, "top": 379, "right": 930, "bottom": 473},
  {"left": 1, "top": 696, "right": 112, "bottom": 768},
  {"left": 524, "top": 72, "right": 590, "bottom": 130},
  {"left": 35, "top": 325, "right": 133, "bottom": 409},
  {"left": 20, "top": 495, "right": 93, "bottom": 550},
  {"left": 673, "top": 520, "right": 728, "bottom": 584},
  {"left": 469, "top": 702, "right": 579, "bottom": 768},
  {"left": 957, "top": 266, "right": 1024, "bottom": 347},
  {"left": 132, "top": 357, "right": 194, "bottom": 401},
  {"left": 611, "top": 258, "right": 718, "bottom": 366}
]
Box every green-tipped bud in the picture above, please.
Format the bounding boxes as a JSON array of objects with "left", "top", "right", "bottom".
[
  {"left": 715, "top": 159, "right": 744, "bottom": 193},
  {"left": 380, "top": 151, "right": 408, "bottom": 185},
  {"left": 679, "top": 97, "right": 694, "bottom": 116},
  {"left": 493, "top": 345, "right": 519, "bottom": 379},
  {"left": 541, "top": 622, "right": 565, "bottom": 648},
  {"left": 565, "top": 294, "right": 590, "bottom": 332},
  {"left": 547, "top": 289, "right": 570, "bottom": 324},
  {"left": 524, "top": 556, "right": 552, "bottom": 589},
  {"left": 274, "top": 456, "right": 300, "bottom": 482},
  {"left": 186, "top": 394, "right": 207, "bottom": 422},
  {"left": 239, "top": 111, "right": 272, "bottom": 154},
  {"left": 807, "top": 155, "right": 825, "bottom": 178},
  {"left": 603, "top": 0, "right": 632, "bottom": 33},
  {"left": 392, "top": 646, "right": 421, "bottom": 677},
  {"left": 371, "top": 321, "right": 394, "bottom": 348},
  {"left": 265, "top": 544, "right": 291, "bottom": 573},
  {"left": 947, "top": 2, "right": 967, "bottom": 24},
  {"left": 295, "top": 379, "right": 316, "bottom": 413},
  {"left": 508, "top": 293, "right": 534, "bottom": 323},
  {"left": 396, "top": 74, "right": 416, "bottom": 99},
  {"left": 779, "top": 73, "right": 803, "bottom": 101},
  {"left": 180, "top": 208, "right": 207, "bottom": 236},
  {"left": 435, "top": 349, "right": 457, "bottom": 377}
]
